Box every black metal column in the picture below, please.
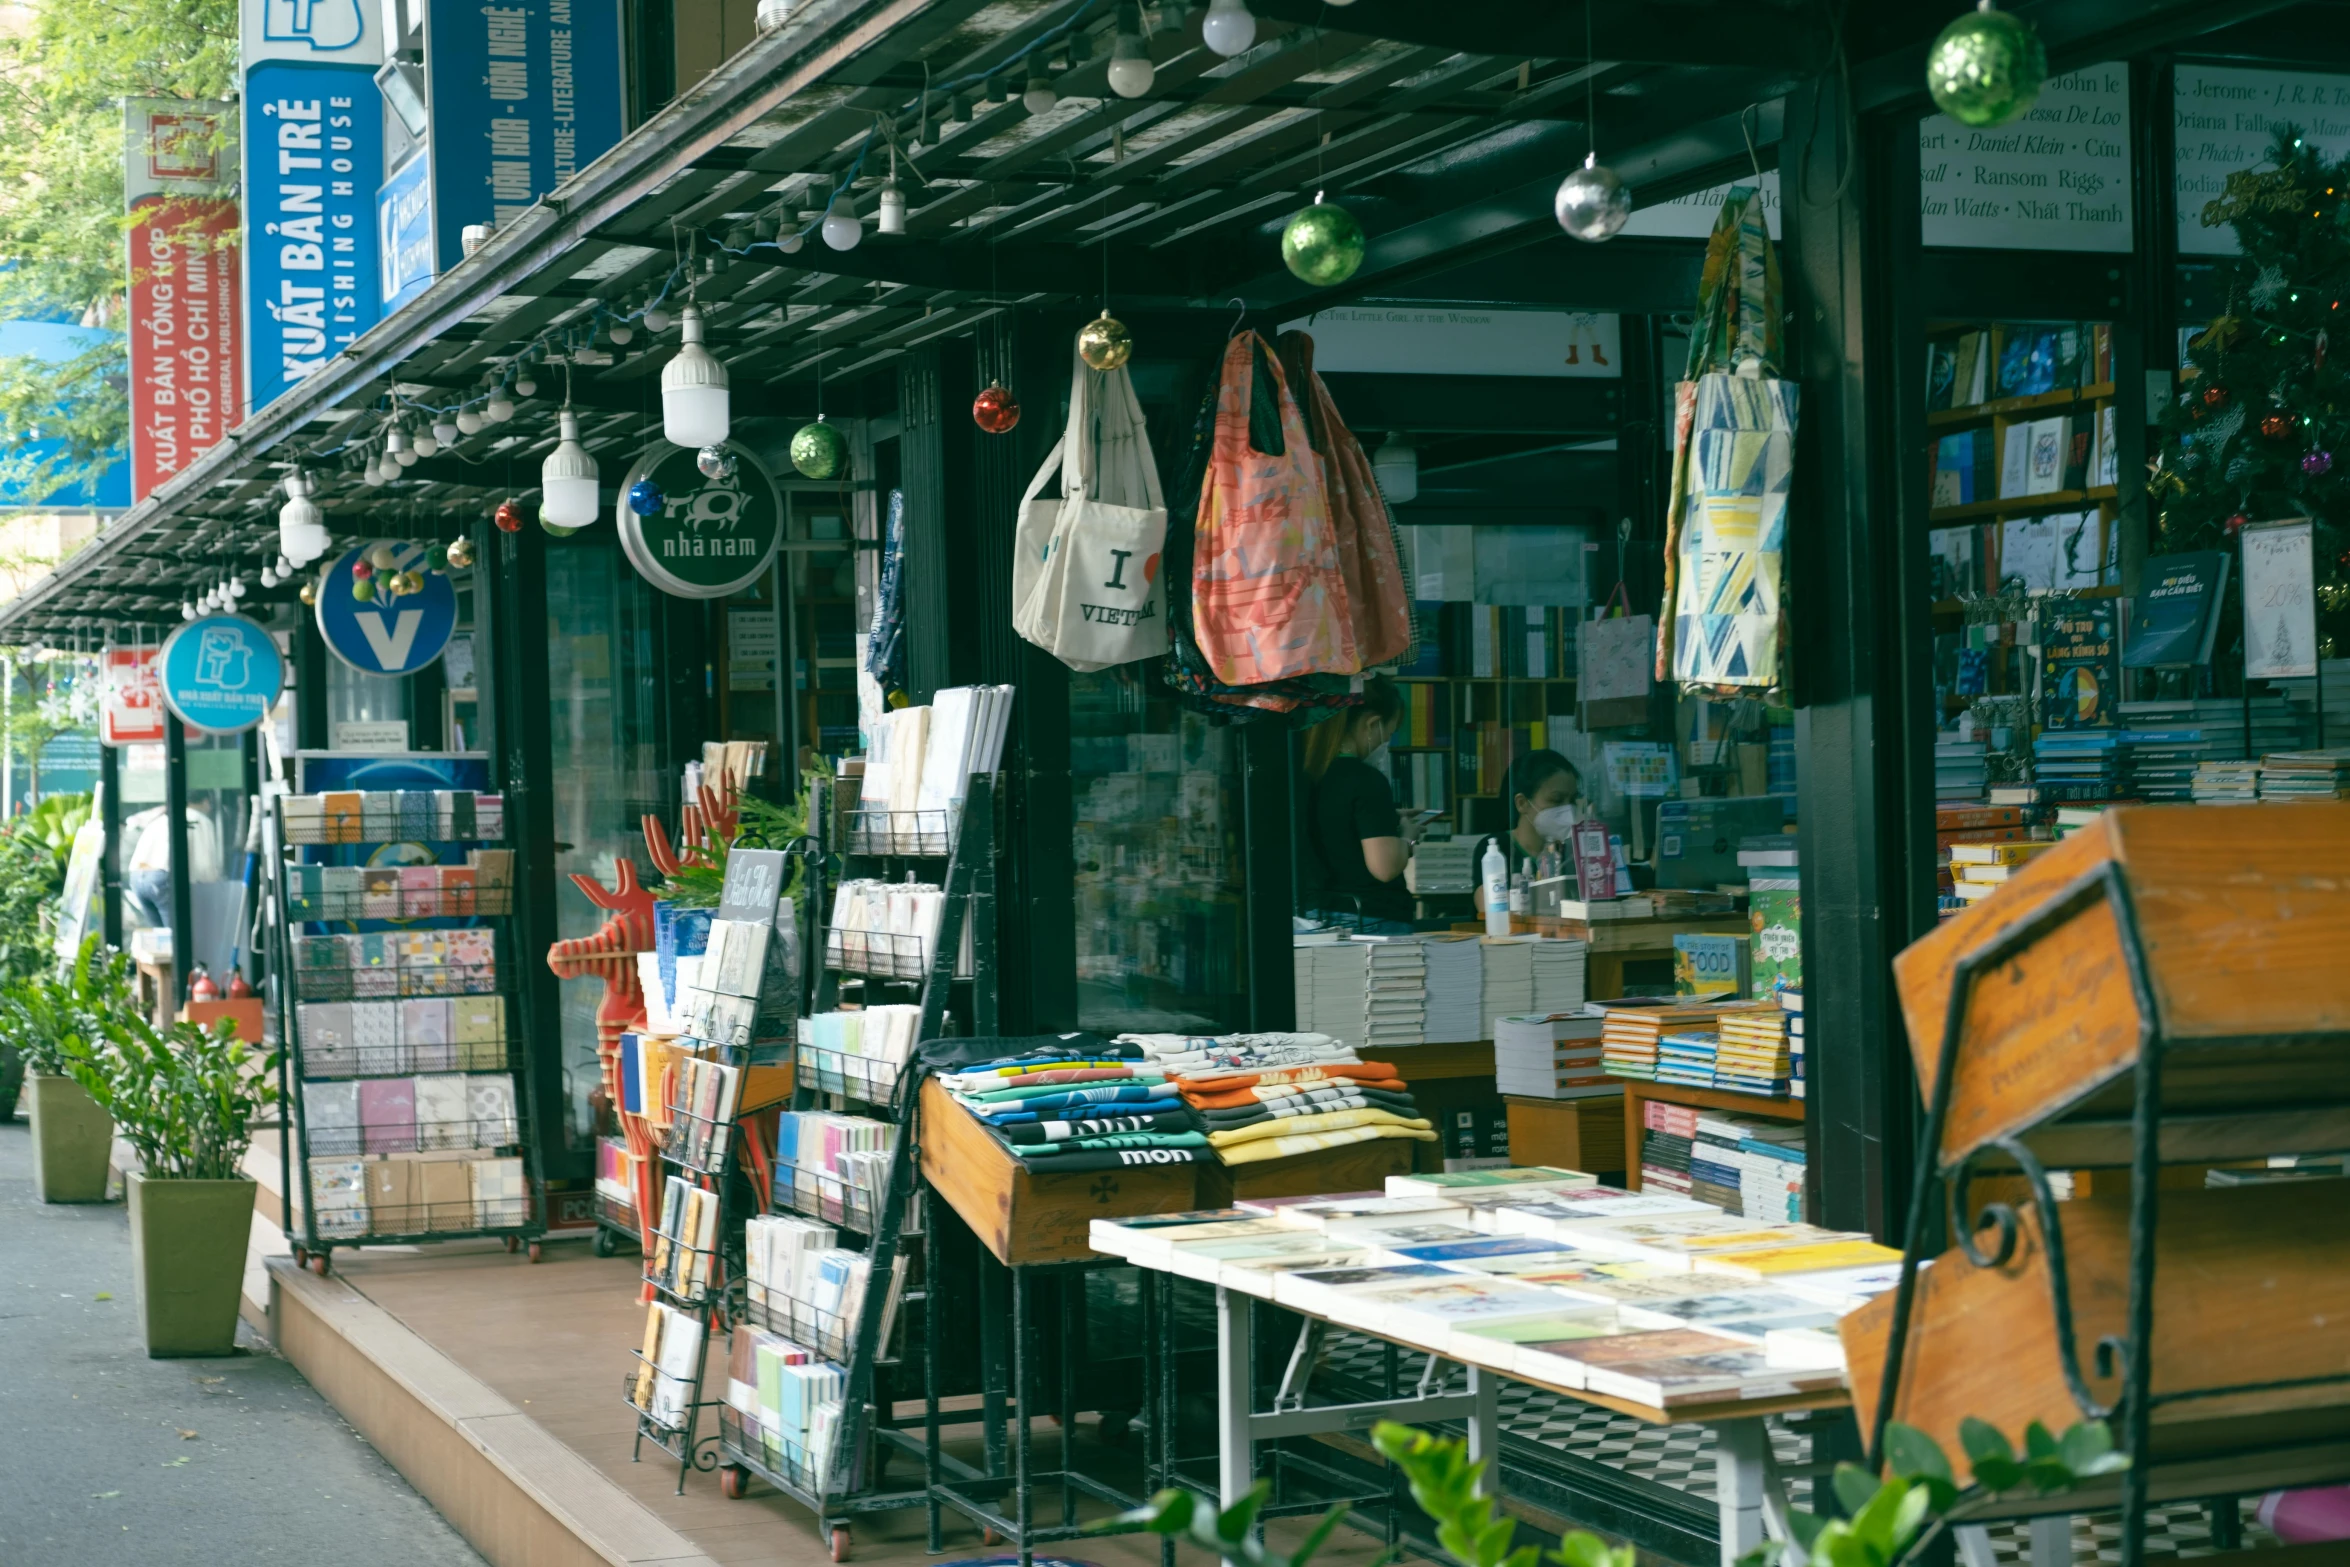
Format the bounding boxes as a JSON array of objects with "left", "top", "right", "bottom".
[
  {"left": 99, "top": 740, "right": 122, "bottom": 948},
  {"left": 295, "top": 607, "right": 329, "bottom": 754},
  {"left": 164, "top": 713, "right": 195, "bottom": 1006},
  {"left": 2122, "top": 55, "right": 2180, "bottom": 604},
  {"left": 1781, "top": 86, "right": 1936, "bottom": 1241},
  {"left": 896, "top": 346, "right": 955, "bottom": 703}
]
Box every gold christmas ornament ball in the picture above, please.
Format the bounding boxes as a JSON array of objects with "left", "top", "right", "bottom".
[
  {"left": 299, "top": 580, "right": 318, "bottom": 606},
  {"left": 1077, "top": 310, "right": 1134, "bottom": 371}
]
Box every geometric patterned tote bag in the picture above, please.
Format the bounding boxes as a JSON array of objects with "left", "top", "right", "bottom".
[{"left": 1670, "top": 370, "right": 1798, "bottom": 686}]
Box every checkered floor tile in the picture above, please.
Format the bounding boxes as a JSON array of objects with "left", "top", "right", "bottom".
[{"left": 1313, "top": 1331, "right": 2277, "bottom": 1563}]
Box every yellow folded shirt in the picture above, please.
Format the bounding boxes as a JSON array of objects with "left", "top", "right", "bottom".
[
  {"left": 1205, "top": 1105, "right": 1433, "bottom": 1149},
  {"left": 1214, "top": 1122, "right": 1439, "bottom": 1167}
]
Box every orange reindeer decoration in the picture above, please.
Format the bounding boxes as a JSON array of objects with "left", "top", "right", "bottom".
[{"left": 545, "top": 858, "right": 658, "bottom": 1256}]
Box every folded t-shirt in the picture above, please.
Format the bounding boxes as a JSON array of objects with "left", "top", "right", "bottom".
[
  {"left": 1204, "top": 1105, "right": 1432, "bottom": 1150},
  {"left": 1212, "top": 1121, "right": 1436, "bottom": 1167},
  {"left": 1022, "top": 1130, "right": 1209, "bottom": 1155},
  {"left": 1174, "top": 1062, "right": 1399, "bottom": 1095},
  {"left": 980, "top": 1097, "right": 1184, "bottom": 1125},
  {"left": 1006, "top": 1144, "right": 1213, "bottom": 1173},
  {"left": 1002, "top": 1111, "right": 1200, "bottom": 1145}
]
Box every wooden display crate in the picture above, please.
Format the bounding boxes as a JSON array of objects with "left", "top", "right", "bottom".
[
  {"left": 1505, "top": 1094, "right": 1626, "bottom": 1179},
  {"left": 1195, "top": 1136, "right": 1418, "bottom": 1206},
  {"left": 918, "top": 1077, "right": 1197, "bottom": 1267},
  {"left": 1842, "top": 1184, "right": 2350, "bottom": 1472},
  {"left": 1893, "top": 804, "right": 2350, "bottom": 1172}
]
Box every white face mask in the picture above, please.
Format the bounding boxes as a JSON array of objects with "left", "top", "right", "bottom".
[
  {"left": 1533, "top": 803, "right": 1580, "bottom": 842},
  {"left": 1365, "top": 742, "right": 1393, "bottom": 771}
]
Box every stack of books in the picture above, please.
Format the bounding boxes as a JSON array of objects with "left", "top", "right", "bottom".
[
  {"left": 1735, "top": 1123, "right": 1807, "bottom": 1223},
  {"left": 1422, "top": 936, "right": 1485, "bottom": 1044},
  {"left": 1292, "top": 938, "right": 1371, "bottom": 1051},
  {"left": 1947, "top": 839, "right": 2056, "bottom": 906},
  {"left": 1639, "top": 1099, "right": 1699, "bottom": 1196},
  {"left": 1362, "top": 938, "right": 1430, "bottom": 1055},
  {"left": 1714, "top": 1009, "right": 1794, "bottom": 1097},
  {"left": 1480, "top": 938, "right": 1536, "bottom": 1038},
  {"left": 1493, "top": 1014, "right": 1612, "bottom": 1100},
  {"left": 1784, "top": 989, "right": 1805, "bottom": 1100},
  {"left": 1529, "top": 940, "right": 1589, "bottom": 1016},
  {"left": 1934, "top": 738, "right": 1988, "bottom": 802},
  {"left": 2193, "top": 760, "right": 2262, "bottom": 803},
  {"left": 1600, "top": 1003, "right": 1728, "bottom": 1080},
  {"left": 1655, "top": 1030, "right": 1719, "bottom": 1088},
  {"left": 2032, "top": 730, "right": 2122, "bottom": 802},
  {"left": 2260, "top": 749, "right": 2350, "bottom": 800}
]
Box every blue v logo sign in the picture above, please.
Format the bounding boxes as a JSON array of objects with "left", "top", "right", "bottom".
[{"left": 263, "top": 0, "right": 364, "bottom": 50}]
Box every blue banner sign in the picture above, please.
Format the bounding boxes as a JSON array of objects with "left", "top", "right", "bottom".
[
  {"left": 159, "top": 615, "right": 285, "bottom": 734},
  {"left": 378, "top": 150, "right": 434, "bottom": 312},
  {"left": 315, "top": 541, "right": 457, "bottom": 675},
  {"left": 424, "top": 0, "right": 625, "bottom": 271},
  {"left": 241, "top": 0, "right": 386, "bottom": 413}
]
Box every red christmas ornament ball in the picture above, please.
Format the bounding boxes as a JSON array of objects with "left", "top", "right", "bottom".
[
  {"left": 2202, "top": 383, "right": 2230, "bottom": 408},
  {"left": 351, "top": 560, "right": 374, "bottom": 580},
  {"left": 494, "top": 498, "right": 524, "bottom": 533},
  {"left": 2262, "top": 412, "right": 2293, "bottom": 439},
  {"left": 2227, "top": 512, "right": 2250, "bottom": 535},
  {"left": 972, "top": 382, "right": 1021, "bottom": 435}
]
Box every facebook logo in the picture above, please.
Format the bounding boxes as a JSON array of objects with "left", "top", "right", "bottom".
[{"left": 263, "top": 0, "right": 365, "bottom": 50}]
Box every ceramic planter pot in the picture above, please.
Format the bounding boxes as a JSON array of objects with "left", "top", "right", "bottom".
[
  {"left": 127, "top": 1173, "right": 256, "bottom": 1357},
  {"left": 28, "top": 1073, "right": 113, "bottom": 1203}
]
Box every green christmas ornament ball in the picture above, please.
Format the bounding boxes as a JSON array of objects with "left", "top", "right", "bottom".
[
  {"left": 1926, "top": 2, "right": 2046, "bottom": 129},
  {"left": 540, "top": 507, "right": 581, "bottom": 538},
  {"left": 1281, "top": 197, "right": 1365, "bottom": 287},
  {"left": 792, "top": 420, "right": 846, "bottom": 479}
]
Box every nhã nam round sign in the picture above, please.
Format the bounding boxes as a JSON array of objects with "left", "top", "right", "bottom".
[{"left": 616, "top": 440, "right": 783, "bottom": 599}]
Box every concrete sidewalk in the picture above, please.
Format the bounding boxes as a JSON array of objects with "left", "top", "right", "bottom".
[{"left": 0, "top": 1113, "right": 486, "bottom": 1565}]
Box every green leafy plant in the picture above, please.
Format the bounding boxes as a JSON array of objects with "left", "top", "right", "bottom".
[
  {"left": 1745, "top": 1419, "right": 2128, "bottom": 1567},
  {"left": 1102, "top": 1422, "right": 1634, "bottom": 1567},
  {"left": 65, "top": 999, "right": 278, "bottom": 1180},
  {"left": 0, "top": 932, "right": 129, "bottom": 1076},
  {"left": 658, "top": 791, "right": 809, "bottom": 909},
  {"left": 0, "top": 816, "right": 69, "bottom": 981}
]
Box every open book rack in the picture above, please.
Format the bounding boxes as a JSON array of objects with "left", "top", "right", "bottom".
[
  {"left": 263, "top": 794, "right": 545, "bottom": 1274},
  {"left": 625, "top": 1060, "right": 736, "bottom": 1494},
  {"left": 711, "top": 770, "right": 1001, "bottom": 1559},
  {"left": 1863, "top": 809, "right": 2350, "bottom": 1567}
]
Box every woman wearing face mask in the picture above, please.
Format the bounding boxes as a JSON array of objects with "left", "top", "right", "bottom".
[
  {"left": 1299, "top": 678, "right": 1418, "bottom": 931},
  {"left": 1505, "top": 750, "right": 1582, "bottom": 862}
]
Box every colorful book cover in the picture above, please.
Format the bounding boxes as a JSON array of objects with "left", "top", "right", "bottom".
[
  {"left": 2040, "top": 600, "right": 2121, "bottom": 730},
  {"left": 1747, "top": 878, "right": 1801, "bottom": 994}
]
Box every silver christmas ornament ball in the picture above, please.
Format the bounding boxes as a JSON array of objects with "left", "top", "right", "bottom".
[
  {"left": 696, "top": 443, "right": 739, "bottom": 481},
  {"left": 1554, "top": 153, "right": 1632, "bottom": 243}
]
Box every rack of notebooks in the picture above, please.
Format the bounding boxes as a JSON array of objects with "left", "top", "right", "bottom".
[
  {"left": 627, "top": 844, "right": 793, "bottom": 1495},
  {"left": 1853, "top": 803, "right": 2350, "bottom": 1567},
  {"left": 1091, "top": 1166, "right": 1907, "bottom": 1566},
  {"left": 268, "top": 785, "right": 540, "bottom": 1269}
]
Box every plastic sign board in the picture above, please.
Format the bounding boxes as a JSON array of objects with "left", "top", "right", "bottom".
[
  {"left": 101, "top": 648, "right": 167, "bottom": 746},
  {"left": 124, "top": 98, "right": 245, "bottom": 501},
  {"left": 617, "top": 442, "right": 784, "bottom": 599},
  {"left": 315, "top": 540, "right": 457, "bottom": 674},
  {"left": 159, "top": 615, "right": 285, "bottom": 734},
  {"left": 421, "top": 0, "right": 625, "bottom": 273},
  {"left": 1919, "top": 63, "right": 2132, "bottom": 252},
  {"left": 2175, "top": 67, "right": 2350, "bottom": 256},
  {"left": 241, "top": 0, "right": 386, "bottom": 413},
  {"left": 378, "top": 148, "right": 434, "bottom": 312},
  {"left": 2242, "top": 518, "right": 2318, "bottom": 681}
]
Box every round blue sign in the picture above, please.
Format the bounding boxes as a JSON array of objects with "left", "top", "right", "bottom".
[
  {"left": 158, "top": 615, "right": 284, "bottom": 734},
  {"left": 315, "top": 541, "right": 458, "bottom": 675}
]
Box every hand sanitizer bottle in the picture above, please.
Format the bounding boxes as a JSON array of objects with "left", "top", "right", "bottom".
[{"left": 1482, "top": 837, "right": 1510, "bottom": 936}]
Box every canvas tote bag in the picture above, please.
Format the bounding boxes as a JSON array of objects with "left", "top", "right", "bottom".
[{"left": 1012, "top": 346, "right": 1169, "bottom": 670}]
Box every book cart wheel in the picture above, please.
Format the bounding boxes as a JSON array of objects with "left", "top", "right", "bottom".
[
  {"left": 308, "top": 1252, "right": 330, "bottom": 1277},
  {"left": 830, "top": 1525, "right": 852, "bottom": 1562},
  {"left": 528, "top": 1242, "right": 543, "bottom": 1263},
  {"left": 720, "top": 1464, "right": 749, "bottom": 1500},
  {"left": 593, "top": 1227, "right": 619, "bottom": 1258},
  {"left": 504, "top": 1235, "right": 521, "bottom": 1254},
  {"left": 981, "top": 1528, "right": 1001, "bottom": 1547},
  {"left": 291, "top": 1247, "right": 308, "bottom": 1268}
]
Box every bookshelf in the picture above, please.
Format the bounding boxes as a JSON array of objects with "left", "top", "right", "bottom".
[{"left": 1393, "top": 604, "right": 1580, "bottom": 839}]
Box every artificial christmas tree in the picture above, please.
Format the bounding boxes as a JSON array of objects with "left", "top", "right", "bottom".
[{"left": 2151, "top": 125, "right": 2350, "bottom": 656}]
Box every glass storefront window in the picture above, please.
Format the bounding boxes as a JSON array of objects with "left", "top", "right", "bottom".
[
  {"left": 1069, "top": 666, "right": 1247, "bottom": 1033},
  {"left": 544, "top": 540, "right": 668, "bottom": 1145}
]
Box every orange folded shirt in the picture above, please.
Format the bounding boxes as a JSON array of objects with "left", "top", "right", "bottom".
[{"left": 1184, "top": 1077, "right": 1408, "bottom": 1112}]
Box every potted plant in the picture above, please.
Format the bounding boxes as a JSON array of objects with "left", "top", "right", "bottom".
[
  {"left": 66, "top": 998, "right": 278, "bottom": 1356},
  {"left": 0, "top": 802, "right": 84, "bottom": 1123},
  {"left": 2, "top": 937, "right": 127, "bottom": 1202}
]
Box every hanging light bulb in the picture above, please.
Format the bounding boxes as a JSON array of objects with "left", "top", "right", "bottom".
[
  {"left": 642, "top": 302, "right": 672, "bottom": 334},
  {"left": 432, "top": 418, "right": 459, "bottom": 446},
  {"left": 486, "top": 389, "right": 516, "bottom": 422},
  {"left": 181, "top": 602, "right": 196, "bottom": 621},
  {"left": 755, "top": 0, "right": 791, "bottom": 32},
  {"left": 608, "top": 318, "right": 634, "bottom": 345},
  {"left": 279, "top": 475, "right": 331, "bottom": 568},
  {"left": 363, "top": 454, "right": 386, "bottom": 486},
  {"left": 661, "top": 304, "right": 732, "bottom": 448},
  {"left": 456, "top": 407, "right": 485, "bottom": 436},
  {"left": 1107, "top": 27, "right": 1155, "bottom": 97},
  {"left": 260, "top": 566, "right": 278, "bottom": 588},
  {"left": 878, "top": 181, "right": 907, "bottom": 235},
  {"left": 822, "top": 198, "right": 863, "bottom": 251},
  {"left": 778, "top": 226, "right": 805, "bottom": 255},
  {"left": 1023, "top": 64, "right": 1058, "bottom": 115},
  {"left": 229, "top": 577, "right": 248, "bottom": 599},
  {"left": 1200, "top": 0, "right": 1255, "bottom": 56},
  {"left": 1372, "top": 431, "right": 1419, "bottom": 505},
  {"left": 411, "top": 425, "right": 440, "bottom": 458},
  {"left": 540, "top": 409, "right": 602, "bottom": 527},
  {"left": 276, "top": 556, "right": 293, "bottom": 576},
  {"left": 513, "top": 368, "right": 538, "bottom": 398},
  {"left": 386, "top": 424, "right": 411, "bottom": 465}
]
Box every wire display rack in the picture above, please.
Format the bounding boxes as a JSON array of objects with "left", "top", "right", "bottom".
[{"left": 267, "top": 787, "right": 545, "bottom": 1274}]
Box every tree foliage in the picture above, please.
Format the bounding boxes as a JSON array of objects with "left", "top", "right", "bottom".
[{"left": 0, "top": 0, "right": 238, "bottom": 502}]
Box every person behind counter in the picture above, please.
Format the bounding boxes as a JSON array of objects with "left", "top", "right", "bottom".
[
  {"left": 1505, "top": 749, "right": 1582, "bottom": 863},
  {"left": 1300, "top": 679, "right": 1419, "bottom": 933}
]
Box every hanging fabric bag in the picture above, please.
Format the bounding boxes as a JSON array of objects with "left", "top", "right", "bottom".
[{"left": 1277, "top": 330, "right": 1414, "bottom": 669}]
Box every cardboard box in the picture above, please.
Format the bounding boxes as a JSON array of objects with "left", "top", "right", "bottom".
[
  {"left": 417, "top": 1154, "right": 473, "bottom": 1232},
  {"left": 179, "top": 997, "right": 265, "bottom": 1043},
  {"left": 367, "top": 1155, "right": 419, "bottom": 1235}
]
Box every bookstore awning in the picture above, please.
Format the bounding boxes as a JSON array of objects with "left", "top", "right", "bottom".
[{"left": 0, "top": 0, "right": 2290, "bottom": 644}]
